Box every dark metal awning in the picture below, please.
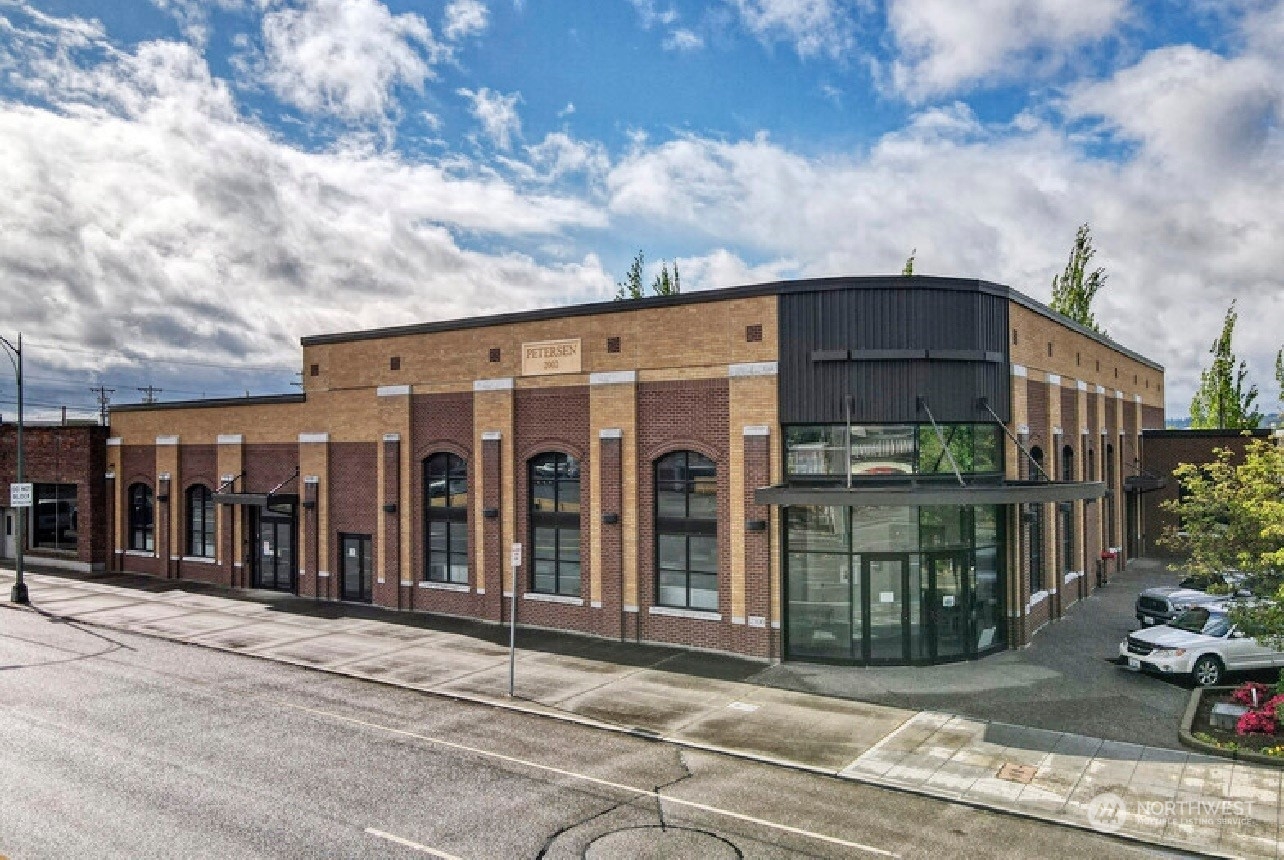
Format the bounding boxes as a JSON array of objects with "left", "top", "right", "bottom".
[
  {"left": 1123, "top": 474, "right": 1166, "bottom": 494},
  {"left": 212, "top": 492, "right": 271, "bottom": 507},
  {"left": 754, "top": 480, "right": 1106, "bottom": 508}
]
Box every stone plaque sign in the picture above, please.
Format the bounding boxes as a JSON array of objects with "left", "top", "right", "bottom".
[
  {"left": 521, "top": 338, "right": 581, "bottom": 376},
  {"left": 996, "top": 763, "right": 1038, "bottom": 784}
]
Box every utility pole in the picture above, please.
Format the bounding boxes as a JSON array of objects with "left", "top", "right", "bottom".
[
  {"left": 90, "top": 385, "right": 114, "bottom": 426},
  {"left": 137, "top": 385, "right": 162, "bottom": 405},
  {"left": 2, "top": 333, "right": 27, "bottom": 604}
]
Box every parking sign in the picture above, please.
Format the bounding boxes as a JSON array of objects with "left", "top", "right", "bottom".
[{"left": 9, "top": 483, "right": 32, "bottom": 507}]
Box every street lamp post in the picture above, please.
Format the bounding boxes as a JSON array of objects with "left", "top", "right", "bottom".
[{"left": 1, "top": 333, "right": 27, "bottom": 604}]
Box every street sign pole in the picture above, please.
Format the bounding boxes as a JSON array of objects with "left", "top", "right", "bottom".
[
  {"left": 2, "top": 333, "right": 25, "bottom": 604},
  {"left": 509, "top": 542, "right": 521, "bottom": 697}
]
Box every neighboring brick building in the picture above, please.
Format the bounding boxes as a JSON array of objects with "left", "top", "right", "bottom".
[
  {"left": 108, "top": 276, "right": 1165, "bottom": 664},
  {"left": 1135, "top": 428, "right": 1275, "bottom": 558},
  {"left": 0, "top": 422, "right": 110, "bottom": 572}
]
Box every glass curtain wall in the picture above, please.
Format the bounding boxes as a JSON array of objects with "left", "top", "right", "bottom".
[
  {"left": 786, "top": 504, "right": 1004, "bottom": 664},
  {"left": 785, "top": 424, "right": 1002, "bottom": 481}
]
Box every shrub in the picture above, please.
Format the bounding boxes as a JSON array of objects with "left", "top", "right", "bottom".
[
  {"left": 1232, "top": 681, "right": 1273, "bottom": 705},
  {"left": 1237, "top": 708, "right": 1278, "bottom": 736}
]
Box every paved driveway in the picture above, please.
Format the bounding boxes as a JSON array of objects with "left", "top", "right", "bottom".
[{"left": 754, "top": 559, "right": 1206, "bottom": 750}]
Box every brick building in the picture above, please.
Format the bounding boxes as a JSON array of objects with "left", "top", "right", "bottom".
[
  {"left": 1, "top": 422, "right": 110, "bottom": 572},
  {"left": 1135, "top": 428, "right": 1275, "bottom": 558},
  {"left": 107, "top": 276, "right": 1165, "bottom": 663}
]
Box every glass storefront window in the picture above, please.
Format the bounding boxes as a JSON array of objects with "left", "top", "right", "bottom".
[
  {"left": 849, "top": 426, "right": 915, "bottom": 476},
  {"left": 785, "top": 504, "right": 1005, "bottom": 664},
  {"left": 785, "top": 424, "right": 1003, "bottom": 481},
  {"left": 33, "top": 483, "right": 77, "bottom": 551}
]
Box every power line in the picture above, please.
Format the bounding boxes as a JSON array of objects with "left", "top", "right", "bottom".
[
  {"left": 90, "top": 385, "right": 114, "bottom": 426},
  {"left": 22, "top": 339, "right": 298, "bottom": 372},
  {"left": 136, "top": 386, "right": 162, "bottom": 405}
]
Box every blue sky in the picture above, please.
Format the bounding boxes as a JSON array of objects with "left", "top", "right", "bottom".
[{"left": 0, "top": 0, "right": 1281, "bottom": 420}]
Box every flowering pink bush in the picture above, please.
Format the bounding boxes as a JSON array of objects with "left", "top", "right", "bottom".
[
  {"left": 1232, "top": 682, "right": 1272, "bottom": 705},
  {"left": 1238, "top": 708, "right": 1277, "bottom": 735}
]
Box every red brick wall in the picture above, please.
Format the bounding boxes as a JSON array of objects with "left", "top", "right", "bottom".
[
  {"left": 513, "top": 386, "right": 593, "bottom": 634},
  {"left": 636, "top": 379, "right": 732, "bottom": 652},
  {"left": 177, "top": 444, "right": 220, "bottom": 582},
  {"left": 118, "top": 444, "right": 162, "bottom": 576},
  {"left": 330, "top": 442, "right": 377, "bottom": 599},
  {"left": 408, "top": 392, "right": 480, "bottom": 618},
  {"left": 1026, "top": 380, "right": 1050, "bottom": 455},
  {"left": 0, "top": 425, "right": 108, "bottom": 568},
  {"left": 1141, "top": 404, "right": 1165, "bottom": 430}
]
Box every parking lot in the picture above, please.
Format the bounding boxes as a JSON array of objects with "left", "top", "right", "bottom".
[{"left": 756, "top": 559, "right": 1233, "bottom": 750}]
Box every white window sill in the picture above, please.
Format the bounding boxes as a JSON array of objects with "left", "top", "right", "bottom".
[
  {"left": 420, "top": 581, "right": 470, "bottom": 592},
  {"left": 181, "top": 556, "right": 218, "bottom": 565},
  {"left": 124, "top": 550, "right": 156, "bottom": 558},
  {"left": 523, "top": 592, "right": 584, "bottom": 606},
  {"left": 1026, "top": 590, "right": 1049, "bottom": 613},
  {"left": 1065, "top": 570, "right": 1083, "bottom": 582},
  {"left": 649, "top": 605, "right": 721, "bottom": 622}
]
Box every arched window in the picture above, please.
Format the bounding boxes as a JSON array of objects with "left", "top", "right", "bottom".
[
  {"left": 128, "top": 483, "right": 154, "bottom": 552},
  {"left": 529, "top": 453, "right": 580, "bottom": 596},
  {"left": 655, "top": 451, "right": 718, "bottom": 611},
  {"left": 186, "top": 485, "right": 215, "bottom": 558},
  {"left": 424, "top": 453, "right": 468, "bottom": 584},
  {"left": 1028, "top": 446, "right": 1045, "bottom": 482}
]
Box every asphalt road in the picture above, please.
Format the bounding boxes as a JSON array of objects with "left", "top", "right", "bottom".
[{"left": 0, "top": 607, "right": 1184, "bottom": 859}]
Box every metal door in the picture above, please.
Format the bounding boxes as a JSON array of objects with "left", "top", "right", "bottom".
[
  {"left": 340, "top": 534, "right": 372, "bottom": 603},
  {"left": 2, "top": 509, "right": 14, "bottom": 559},
  {"left": 253, "top": 511, "right": 295, "bottom": 592},
  {"left": 863, "top": 554, "right": 910, "bottom": 663}
]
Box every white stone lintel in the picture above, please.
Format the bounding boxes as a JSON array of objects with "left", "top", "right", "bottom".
[
  {"left": 743, "top": 425, "right": 770, "bottom": 437},
  {"left": 156, "top": 435, "right": 179, "bottom": 446},
  {"left": 1012, "top": 364, "right": 1028, "bottom": 378},
  {"left": 728, "top": 361, "right": 777, "bottom": 378},
  {"left": 599, "top": 428, "right": 623, "bottom": 439},
  {"left": 474, "top": 377, "right": 515, "bottom": 392},
  {"left": 376, "top": 384, "right": 411, "bottom": 397},
  {"left": 590, "top": 371, "right": 636, "bottom": 386},
  {"left": 298, "top": 432, "right": 329, "bottom": 444},
  {"left": 481, "top": 431, "right": 502, "bottom": 441},
  {"left": 217, "top": 434, "right": 244, "bottom": 445}
]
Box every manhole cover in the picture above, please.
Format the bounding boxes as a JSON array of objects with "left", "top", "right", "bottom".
[
  {"left": 585, "top": 826, "right": 741, "bottom": 859},
  {"left": 996, "top": 763, "right": 1038, "bottom": 784}
]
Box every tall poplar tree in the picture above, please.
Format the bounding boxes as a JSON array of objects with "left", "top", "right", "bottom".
[
  {"left": 1189, "top": 300, "right": 1262, "bottom": 429},
  {"left": 1050, "top": 223, "right": 1106, "bottom": 334},
  {"left": 614, "top": 251, "right": 645, "bottom": 300},
  {"left": 651, "top": 260, "right": 681, "bottom": 296}
]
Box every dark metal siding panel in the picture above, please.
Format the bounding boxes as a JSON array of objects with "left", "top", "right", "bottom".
[{"left": 780, "top": 287, "right": 1010, "bottom": 424}]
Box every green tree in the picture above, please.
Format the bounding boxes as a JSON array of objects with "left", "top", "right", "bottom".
[
  {"left": 651, "top": 260, "right": 681, "bottom": 296},
  {"left": 902, "top": 249, "right": 916, "bottom": 276},
  {"left": 1189, "top": 300, "right": 1262, "bottom": 429},
  {"left": 1049, "top": 223, "right": 1106, "bottom": 334},
  {"left": 614, "top": 250, "right": 645, "bottom": 300},
  {"left": 1161, "top": 439, "right": 1284, "bottom": 645}
]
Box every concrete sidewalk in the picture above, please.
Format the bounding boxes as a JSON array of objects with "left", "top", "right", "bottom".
[{"left": 2, "top": 569, "right": 1279, "bottom": 858}]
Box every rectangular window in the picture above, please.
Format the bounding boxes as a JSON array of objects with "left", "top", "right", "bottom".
[
  {"left": 32, "top": 484, "right": 77, "bottom": 551},
  {"left": 786, "top": 424, "right": 1002, "bottom": 482}
]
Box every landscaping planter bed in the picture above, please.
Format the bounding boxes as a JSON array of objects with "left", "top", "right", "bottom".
[{"left": 1182, "top": 682, "right": 1284, "bottom": 765}]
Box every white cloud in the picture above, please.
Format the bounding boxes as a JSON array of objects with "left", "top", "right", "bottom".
[
  {"left": 664, "top": 28, "right": 704, "bottom": 51},
  {"left": 522, "top": 132, "right": 610, "bottom": 183},
  {"left": 442, "top": 0, "right": 488, "bottom": 41},
  {"left": 676, "top": 249, "right": 798, "bottom": 290},
  {"left": 256, "top": 0, "right": 445, "bottom": 121},
  {"left": 457, "top": 86, "right": 522, "bottom": 149},
  {"left": 727, "top": 0, "right": 855, "bottom": 59},
  {"left": 1064, "top": 45, "right": 1282, "bottom": 179},
  {"left": 0, "top": 16, "right": 608, "bottom": 383},
  {"left": 887, "top": 0, "right": 1128, "bottom": 101}
]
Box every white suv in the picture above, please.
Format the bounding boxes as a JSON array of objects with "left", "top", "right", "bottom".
[{"left": 1120, "top": 604, "right": 1284, "bottom": 686}]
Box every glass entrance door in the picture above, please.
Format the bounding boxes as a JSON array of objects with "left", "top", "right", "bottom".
[
  {"left": 252, "top": 510, "right": 295, "bottom": 592},
  {"left": 864, "top": 554, "right": 908, "bottom": 662},
  {"left": 340, "top": 534, "right": 372, "bottom": 603},
  {"left": 927, "top": 552, "right": 970, "bottom": 661}
]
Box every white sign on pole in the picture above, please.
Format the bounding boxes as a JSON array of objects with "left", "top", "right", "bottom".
[
  {"left": 9, "top": 483, "right": 33, "bottom": 507},
  {"left": 510, "top": 543, "right": 522, "bottom": 568}
]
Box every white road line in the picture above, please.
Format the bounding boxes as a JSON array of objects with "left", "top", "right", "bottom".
[
  {"left": 282, "top": 701, "right": 900, "bottom": 858},
  {"left": 364, "top": 827, "right": 463, "bottom": 859}
]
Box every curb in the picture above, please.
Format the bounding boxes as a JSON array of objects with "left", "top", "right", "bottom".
[
  {"left": 1180, "top": 686, "right": 1284, "bottom": 768},
  {"left": 0, "top": 592, "right": 1241, "bottom": 859}
]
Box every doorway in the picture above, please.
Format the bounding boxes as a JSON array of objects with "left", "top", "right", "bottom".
[
  {"left": 340, "top": 534, "right": 372, "bottom": 603},
  {"left": 251, "top": 505, "right": 295, "bottom": 592},
  {"left": 2, "top": 509, "right": 14, "bottom": 559}
]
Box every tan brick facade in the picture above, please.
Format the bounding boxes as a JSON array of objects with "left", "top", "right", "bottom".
[{"left": 107, "top": 279, "right": 1162, "bottom": 662}]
